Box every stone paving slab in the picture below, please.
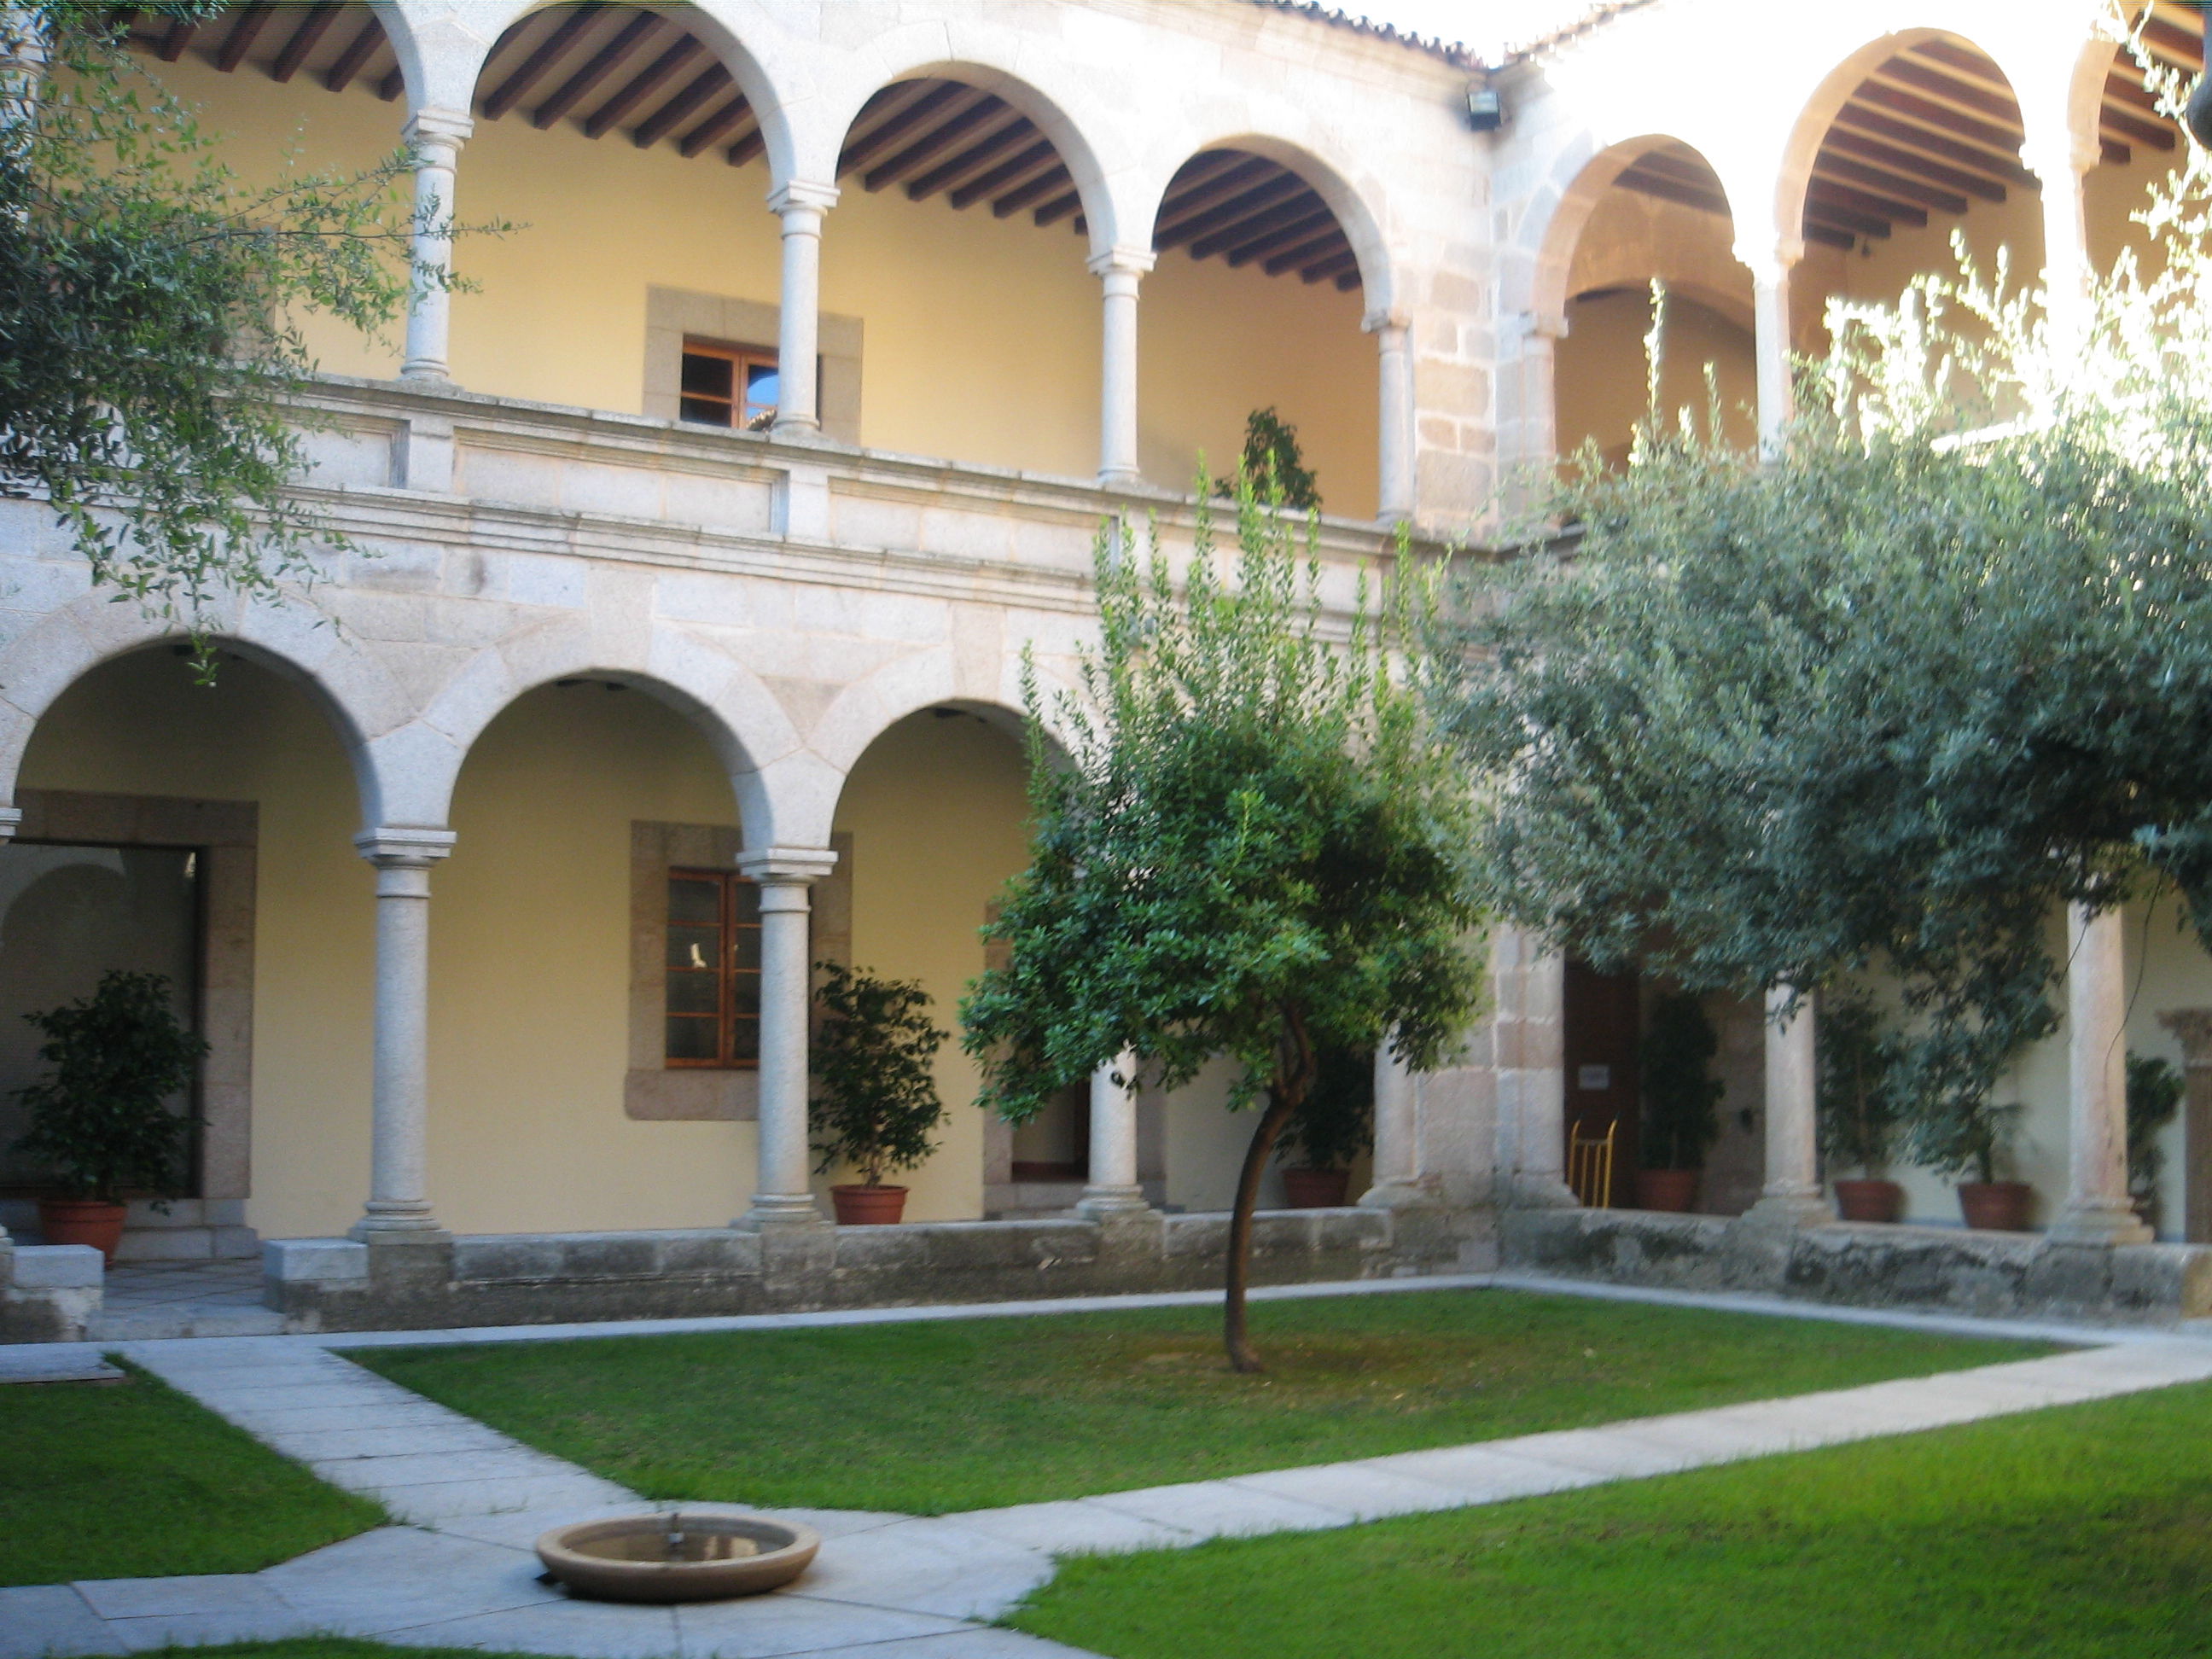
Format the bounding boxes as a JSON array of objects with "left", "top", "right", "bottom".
[
  {"left": 0, "top": 1586, "right": 125, "bottom": 1659},
  {"left": 0, "top": 1348, "right": 121, "bottom": 1385}
]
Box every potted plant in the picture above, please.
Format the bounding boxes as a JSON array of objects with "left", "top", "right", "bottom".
[
  {"left": 1817, "top": 990, "right": 1906, "bottom": 1222},
  {"left": 2126, "top": 1051, "right": 2183, "bottom": 1236},
  {"left": 1913, "top": 1095, "right": 2029, "bottom": 1230},
  {"left": 1633, "top": 992, "right": 1723, "bottom": 1212},
  {"left": 1276, "top": 1045, "right": 1373, "bottom": 1208},
  {"left": 810, "top": 962, "right": 947, "bottom": 1225},
  {"left": 11, "top": 970, "right": 206, "bottom": 1262}
]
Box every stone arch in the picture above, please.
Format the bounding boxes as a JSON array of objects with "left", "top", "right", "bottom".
[
  {"left": 1525, "top": 133, "right": 1737, "bottom": 332},
  {"left": 382, "top": 616, "right": 802, "bottom": 846},
  {"left": 0, "top": 590, "right": 408, "bottom": 831}
]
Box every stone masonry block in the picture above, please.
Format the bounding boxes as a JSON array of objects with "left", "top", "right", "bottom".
[{"left": 9, "top": 1243, "right": 102, "bottom": 1288}]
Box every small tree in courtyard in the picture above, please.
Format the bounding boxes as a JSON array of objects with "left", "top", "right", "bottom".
[{"left": 962, "top": 481, "right": 1484, "bottom": 1372}]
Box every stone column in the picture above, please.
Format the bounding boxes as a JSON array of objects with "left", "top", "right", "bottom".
[
  {"left": 1359, "top": 1039, "right": 1432, "bottom": 1208},
  {"left": 1746, "top": 987, "right": 1834, "bottom": 1225},
  {"left": 1499, "top": 935, "right": 1577, "bottom": 1207},
  {"left": 2052, "top": 904, "right": 2152, "bottom": 1243},
  {"left": 770, "top": 179, "right": 839, "bottom": 437},
  {"left": 1367, "top": 307, "right": 1415, "bottom": 522},
  {"left": 2156, "top": 1009, "right": 2212, "bottom": 1243},
  {"left": 2026, "top": 137, "right": 2098, "bottom": 364},
  {"left": 1737, "top": 238, "right": 1802, "bottom": 456},
  {"left": 1078, "top": 1051, "right": 1148, "bottom": 1215},
  {"left": 0, "top": 4, "right": 44, "bottom": 137},
  {"left": 736, "top": 847, "right": 837, "bottom": 1228},
  {"left": 1091, "top": 246, "right": 1154, "bottom": 487},
  {"left": 400, "top": 108, "right": 473, "bottom": 383},
  {"left": 349, "top": 829, "right": 457, "bottom": 1237}
]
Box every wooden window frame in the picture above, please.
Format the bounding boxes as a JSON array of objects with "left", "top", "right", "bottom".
[
  {"left": 678, "top": 339, "right": 780, "bottom": 431},
  {"left": 665, "top": 867, "right": 761, "bottom": 1071}
]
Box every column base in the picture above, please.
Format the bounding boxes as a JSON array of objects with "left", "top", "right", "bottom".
[
  {"left": 735, "top": 1194, "right": 829, "bottom": 1231},
  {"left": 1741, "top": 1187, "right": 1837, "bottom": 1230},
  {"left": 1074, "top": 1185, "right": 1150, "bottom": 1219},
  {"left": 1097, "top": 468, "right": 1144, "bottom": 490},
  {"left": 1509, "top": 1174, "right": 1581, "bottom": 1210},
  {"left": 349, "top": 1204, "right": 445, "bottom": 1241},
  {"left": 769, "top": 416, "right": 823, "bottom": 440},
  {"left": 1359, "top": 1178, "right": 1442, "bottom": 1212},
  {"left": 2046, "top": 1202, "right": 2154, "bottom": 1246}
]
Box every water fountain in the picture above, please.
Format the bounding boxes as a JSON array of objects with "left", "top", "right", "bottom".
[{"left": 534, "top": 1508, "right": 821, "bottom": 1602}]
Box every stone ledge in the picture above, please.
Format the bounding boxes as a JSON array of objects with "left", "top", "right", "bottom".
[
  {"left": 1502, "top": 1207, "right": 2212, "bottom": 1324},
  {"left": 10, "top": 1244, "right": 103, "bottom": 1288}
]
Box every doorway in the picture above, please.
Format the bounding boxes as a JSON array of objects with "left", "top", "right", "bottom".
[{"left": 1563, "top": 958, "right": 1640, "bottom": 1196}]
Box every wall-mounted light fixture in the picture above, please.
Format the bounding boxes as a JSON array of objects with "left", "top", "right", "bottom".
[{"left": 1467, "top": 84, "right": 1505, "bottom": 131}]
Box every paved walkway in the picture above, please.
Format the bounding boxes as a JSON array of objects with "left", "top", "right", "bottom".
[
  {"left": 90, "top": 1260, "right": 282, "bottom": 1342},
  {"left": 6, "top": 1281, "right": 2212, "bottom": 1658}
]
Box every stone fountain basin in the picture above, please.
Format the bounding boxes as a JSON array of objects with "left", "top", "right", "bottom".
[{"left": 535, "top": 1509, "right": 822, "bottom": 1603}]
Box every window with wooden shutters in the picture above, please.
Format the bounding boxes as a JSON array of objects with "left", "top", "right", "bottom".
[
  {"left": 678, "top": 341, "right": 780, "bottom": 430},
  {"left": 665, "top": 870, "right": 761, "bottom": 1068}
]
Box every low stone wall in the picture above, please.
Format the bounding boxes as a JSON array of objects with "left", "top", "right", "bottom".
[
  {"left": 265, "top": 1204, "right": 1480, "bottom": 1334},
  {"left": 1502, "top": 1207, "right": 2212, "bottom": 1324},
  {"left": 0, "top": 1244, "right": 103, "bottom": 1342}
]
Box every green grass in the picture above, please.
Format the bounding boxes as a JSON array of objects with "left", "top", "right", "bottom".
[
  {"left": 0, "top": 1359, "right": 382, "bottom": 1586},
  {"left": 1013, "top": 1378, "right": 2212, "bottom": 1659},
  {"left": 356, "top": 1288, "right": 2048, "bottom": 1513}
]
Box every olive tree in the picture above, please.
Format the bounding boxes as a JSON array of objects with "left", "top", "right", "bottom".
[{"left": 962, "top": 486, "right": 1485, "bottom": 1372}]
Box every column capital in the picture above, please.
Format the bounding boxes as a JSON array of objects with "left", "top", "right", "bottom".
[
  {"left": 0, "top": 805, "right": 21, "bottom": 841},
  {"left": 1086, "top": 244, "right": 1155, "bottom": 280},
  {"left": 1732, "top": 236, "right": 1803, "bottom": 282},
  {"left": 353, "top": 827, "right": 457, "bottom": 868},
  {"left": 2159, "top": 1008, "right": 2212, "bottom": 1065},
  {"left": 738, "top": 846, "right": 838, "bottom": 887},
  {"left": 1519, "top": 310, "right": 1569, "bottom": 342},
  {"left": 404, "top": 107, "right": 474, "bottom": 153},
  {"left": 1362, "top": 306, "right": 1412, "bottom": 335},
  {"left": 769, "top": 178, "right": 841, "bottom": 218},
  {"left": 2023, "top": 135, "right": 2099, "bottom": 184}
]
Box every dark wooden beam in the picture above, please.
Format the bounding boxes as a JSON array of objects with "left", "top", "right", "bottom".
[
  {"left": 377, "top": 66, "right": 404, "bottom": 102},
  {"left": 1631, "top": 149, "right": 1726, "bottom": 192},
  {"left": 1851, "top": 83, "right": 2023, "bottom": 158},
  {"left": 2100, "top": 101, "right": 2176, "bottom": 150},
  {"left": 217, "top": 3, "right": 272, "bottom": 73},
  {"left": 1820, "top": 125, "right": 2008, "bottom": 201},
  {"left": 533, "top": 11, "right": 661, "bottom": 130},
  {"left": 949, "top": 137, "right": 1057, "bottom": 208},
  {"left": 1878, "top": 55, "right": 2022, "bottom": 126},
  {"left": 584, "top": 38, "right": 700, "bottom": 139},
  {"left": 991, "top": 161, "right": 1072, "bottom": 217},
  {"left": 1197, "top": 195, "right": 1328, "bottom": 261},
  {"left": 1831, "top": 104, "right": 2036, "bottom": 186},
  {"left": 632, "top": 63, "right": 730, "bottom": 148},
  {"left": 323, "top": 15, "right": 380, "bottom": 91},
  {"left": 1264, "top": 225, "right": 1349, "bottom": 276},
  {"left": 1033, "top": 187, "right": 1083, "bottom": 226},
  {"left": 1802, "top": 221, "right": 1855, "bottom": 250},
  {"left": 678, "top": 96, "right": 753, "bottom": 158},
  {"left": 1224, "top": 205, "right": 1338, "bottom": 266},
  {"left": 1301, "top": 246, "right": 1359, "bottom": 284},
  {"left": 863, "top": 96, "right": 1009, "bottom": 191},
  {"left": 157, "top": 16, "right": 195, "bottom": 61},
  {"left": 1615, "top": 169, "right": 1731, "bottom": 218},
  {"left": 1807, "top": 178, "right": 1925, "bottom": 227},
  {"left": 725, "top": 125, "right": 767, "bottom": 167},
  {"left": 839, "top": 82, "right": 974, "bottom": 174},
  {"left": 1812, "top": 151, "right": 1968, "bottom": 215},
  {"left": 1156, "top": 169, "right": 1306, "bottom": 248},
  {"left": 1155, "top": 155, "right": 1280, "bottom": 236},
  {"left": 483, "top": 3, "right": 605, "bottom": 120},
  {"left": 2142, "top": 12, "right": 2205, "bottom": 69},
  {"left": 270, "top": 2, "right": 342, "bottom": 84},
  {"left": 906, "top": 116, "right": 1037, "bottom": 201},
  {"left": 1804, "top": 197, "right": 1889, "bottom": 238}
]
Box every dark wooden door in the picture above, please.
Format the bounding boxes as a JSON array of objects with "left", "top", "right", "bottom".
[{"left": 1563, "top": 958, "right": 1640, "bottom": 1186}]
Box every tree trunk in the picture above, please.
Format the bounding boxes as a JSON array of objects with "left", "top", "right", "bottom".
[{"left": 1223, "top": 1089, "right": 1299, "bottom": 1373}]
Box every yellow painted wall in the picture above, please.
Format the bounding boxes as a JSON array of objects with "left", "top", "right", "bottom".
[
  {"left": 1554, "top": 288, "right": 1757, "bottom": 466},
  {"left": 145, "top": 55, "right": 1375, "bottom": 509}
]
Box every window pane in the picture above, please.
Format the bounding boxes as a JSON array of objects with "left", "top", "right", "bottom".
[
  {"left": 668, "top": 876, "right": 721, "bottom": 927},
  {"left": 680, "top": 396, "right": 732, "bottom": 427},
  {"left": 726, "top": 1016, "right": 760, "bottom": 1063},
  {"left": 731, "top": 881, "right": 760, "bottom": 923},
  {"left": 742, "top": 363, "right": 780, "bottom": 414},
  {"left": 666, "top": 1016, "right": 719, "bottom": 1062},
  {"left": 666, "top": 972, "right": 719, "bottom": 1016},
  {"left": 667, "top": 925, "right": 720, "bottom": 973},
  {"left": 729, "top": 974, "right": 760, "bottom": 1017},
  {"left": 681, "top": 352, "right": 734, "bottom": 397},
  {"left": 731, "top": 928, "right": 760, "bottom": 971}
]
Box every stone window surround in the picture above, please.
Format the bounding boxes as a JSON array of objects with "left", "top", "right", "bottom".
[
  {"left": 4, "top": 788, "right": 257, "bottom": 1220},
  {"left": 643, "top": 287, "right": 863, "bottom": 445},
  {"left": 626, "top": 822, "right": 852, "bottom": 1121}
]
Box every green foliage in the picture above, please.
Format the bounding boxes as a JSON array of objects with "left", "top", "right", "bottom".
[
  {"left": 809, "top": 961, "right": 947, "bottom": 1188},
  {"left": 2126, "top": 1051, "right": 2183, "bottom": 1210},
  {"left": 1228, "top": 406, "right": 1320, "bottom": 511},
  {"left": 1637, "top": 993, "right": 1721, "bottom": 1172},
  {"left": 10, "top": 969, "right": 207, "bottom": 1202},
  {"left": 1276, "top": 1045, "right": 1375, "bottom": 1173},
  {"left": 0, "top": 4, "right": 498, "bottom": 642},
  {"left": 1815, "top": 990, "right": 1906, "bottom": 1174},
  {"left": 1435, "top": 49, "right": 2212, "bottom": 1173}
]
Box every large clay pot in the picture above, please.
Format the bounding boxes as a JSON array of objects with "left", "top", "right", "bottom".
[
  {"left": 38, "top": 1197, "right": 126, "bottom": 1262},
  {"left": 1957, "top": 1180, "right": 2034, "bottom": 1232},
  {"left": 1633, "top": 1168, "right": 1698, "bottom": 1213},
  {"left": 830, "top": 1184, "right": 907, "bottom": 1225},
  {"left": 1832, "top": 1179, "right": 1904, "bottom": 1225},
  {"left": 1280, "top": 1167, "right": 1351, "bottom": 1208}
]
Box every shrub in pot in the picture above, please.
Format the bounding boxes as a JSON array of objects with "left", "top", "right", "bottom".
[
  {"left": 1816, "top": 990, "right": 1906, "bottom": 1223},
  {"left": 1275, "top": 1045, "right": 1373, "bottom": 1208},
  {"left": 2126, "top": 1051, "right": 2183, "bottom": 1235},
  {"left": 1633, "top": 992, "right": 1722, "bottom": 1213},
  {"left": 810, "top": 962, "right": 947, "bottom": 1225},
  {"left": 1913, "top": 1095, "right": 2029, "bottom": 1231},
  {"left": 11, "top": 970, "right": 206, "bottom": 1261}
]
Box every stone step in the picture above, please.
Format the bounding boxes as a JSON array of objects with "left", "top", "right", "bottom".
[{"left": 88, "top": 1305, "right": 286, "bottom": 1341}]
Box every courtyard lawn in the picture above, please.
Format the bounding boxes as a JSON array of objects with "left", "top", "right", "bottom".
[
  {"left": 356, "top": 1288, "right": 2048, "bottom": 1514},
  {"left": 0, "top": 1359, "right": 383, "bottom": 1586},
  {"left": 1012, "top": 1377, "right": 2212, "bottom": 1659}
]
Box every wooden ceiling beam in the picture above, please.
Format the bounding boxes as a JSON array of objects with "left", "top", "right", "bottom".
[
  {"left": 678, "top": 96, "right": 753, "bottom": 158},
  {"left": 482, "top": 3, "right": 606, "bottom": 120},
  {"left": 1852, "top": 82, "right": 2022, "bottom": 156},
  {"left": 839, "top": 81, "right": 975, "bottom": 175},
  {"left": 322, "top": 15, "right": 381, "bottom": 92},
  {"left": 217, "top": 3, "right": 273, "bottom": 73},
  {"left": 1630, "top": 149, "right": 1726, "bottom": 191},
  {"left": 271, "top": 2, "right": 342, "bottom": 82},
  {"left": 1807, "top": 178, "right": 1925, "bottom": 227},
  {"left": 1877, "top": 55, "right": 2021, "bottom": 126},
  {"left": 1802, "top": 221, "right": 1855, "bottom": 250},
  {"left": 1223, "top": 204, "right": 1339, "bottom": 266},
  {"left": 725, "top": 124, "right": 766, "bottom": 167},
  {"left": 1264, "top": 224, "right": 1349, "bottom": 276},
  {"left": 584, "top": 37, "right": 700, "bottom": 139},
  {"left": 1156, "top": 169, "right": 1306, "bottom": 248},
  {"left": 377, "top": 65, "right": 404, "bottom": 102},
  {"left": 2142, "top": 12, "right": 2206, "bottom": 69},
  {"left": 157, "top": 16, "right": 195, "bottom": 61},
  {"left": 1804, "top": 197, "right": 1889, "bottom": 238},
  {"left": 1820, "top": 124, "right": 2009, "bottom": 200},
  {"left": 1830, "top": 104, "right": 2036, "bottom": 186},
  {"left": 1812, "top": 152, "right": 1969, "bottom": 215},
  {"left": 1033, "top": 187, "right": 1084, "bottom": 226},
  {"left": 862, "top": 96, "right": 1009, "bottom": 191},
  {"left": 949, "top": 137, "right": 1059, "bottom": 208},
  {"left": 1300, "top": 246, "right": 1359, "bottom": 284},
  {"left": 1614, "top": 169, "right": 1730, "bottom": 218},
  {"left": 1155, "top": 155, "right": 1280, "bottom": 233},
  {"left": 2100, "top": 101, "right": 2176, "bottom": 150},
  {"left": 905, "top": 115, "right": 1039, "bottom": 201},
  {"left": 991, "top": 160, "right": 1072, "bottom": 217},
  {"left": 532, "top": 12, "right": 661, "bottom": 130},
  {"left": 835, "top": 80, "right": 948, "bottom": 168},
  {"left": 632, "top": 62, "right": 730, "bottom": 148}
]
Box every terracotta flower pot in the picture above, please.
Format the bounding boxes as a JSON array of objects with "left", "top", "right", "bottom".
[
  {"left": 38, "top": 1197, "right": 127, "bottom": 1262},
  {"left": 1957, "top": 1180, "right": 2034, "bottom": 1232},
  {"left": 1832, "top": 1178, "right": 1904, "bottom": 1225},
  {"left": 830, "top": 1184, "right": 908, "bottom": 1225},
  {"left": 1633, "top": 1168, "right": 1698, "bottom": 1213},
  {"left": 1280, "top": 1167, "right": 1351, "bottom": 1208}
]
